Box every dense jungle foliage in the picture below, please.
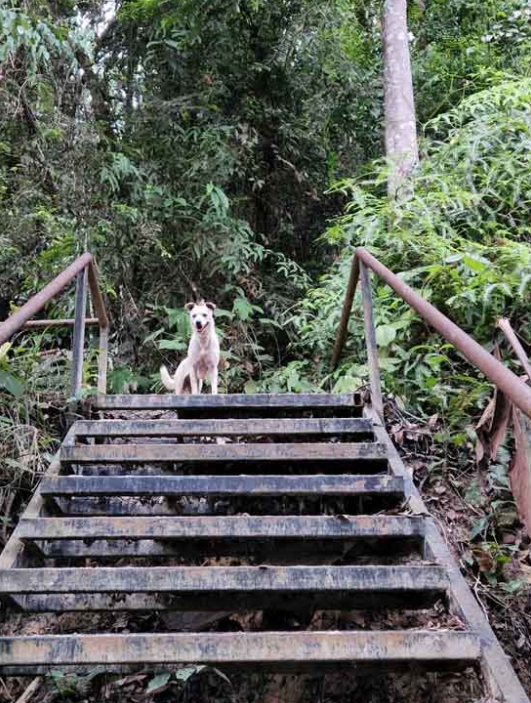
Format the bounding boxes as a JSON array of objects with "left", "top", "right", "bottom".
[{"left": 2, "top": 0, "right": 531, "bottom": 569}]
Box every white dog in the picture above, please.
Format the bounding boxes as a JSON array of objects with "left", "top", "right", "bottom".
[{"left": 160, "top": 301, "right": 220, "bottom": 394}]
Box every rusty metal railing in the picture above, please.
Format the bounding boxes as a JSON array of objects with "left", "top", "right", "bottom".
[
  {"left": 0, "top": 253, "right": 109, "bottom": 397},
  {"left": 332, "top": 247, "right": 531, "bottom": 421}
]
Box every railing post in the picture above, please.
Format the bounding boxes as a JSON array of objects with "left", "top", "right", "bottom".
[
  {"left": 97, "top": 325, "right": 109, "bottom": 395},
  {"left": 71, "top": 267, "right": 88, "bottom": 398},
  {"left": 87, "top": 261, "right": 109, "bottom": 396},
  {"left": 497, "top": 318, "right": 531, "bottom": 381},
  {"left": 331, "top": 256, "right": 360, "bottom": 370},
  {"left": 359, "top": 261, "right": 384, "bottom": 421}
]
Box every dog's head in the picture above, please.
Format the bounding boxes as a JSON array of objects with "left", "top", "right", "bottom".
[{"left": 185, "top": 300, "right": 216, "bottom": 333}]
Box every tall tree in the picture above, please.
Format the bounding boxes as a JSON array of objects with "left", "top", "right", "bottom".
[{"left": 382, "top": 0, "right": 419, "bottom": 198}]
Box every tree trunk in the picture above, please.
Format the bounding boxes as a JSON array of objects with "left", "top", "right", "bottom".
[{"left": 382, "top": 0, "right": 419, "bottom": 199}]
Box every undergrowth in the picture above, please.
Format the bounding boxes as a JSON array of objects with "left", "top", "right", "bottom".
[
  {"left": 0, "top": 332, "right": 91, "bottom": 548},
  {"left": 271, "top": 77, "right": 531, "bottom": 419}
]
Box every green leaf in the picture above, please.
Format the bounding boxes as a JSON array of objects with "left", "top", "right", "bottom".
[
  {"left": 259, "top": 317, "right": 283, "bottom": 329},
  {"left": 375, "top": 325, "right": 397, "bottom": 347},
  {"left": 0, "top": 342, "right": 12, "bottom": 363},
  {"left": 0, "top": 370, "right": 24, "bottom": 397},
  {"left": 165, "top": 307, "right": 190, "bottom": 333},
  {"left": 158, "top": 339, "right": 186, "bottom": 351},
  {"left": 143, "top": 328, "right": 165, "bottom": 344},
  {"left": 500, "top": 580, "right": 526, "bottom": 594},
  {"left": 470, "top": 516, "right": 489, "bottom": 540},
  {"left": 333, "top": 375, "right": 363, "bottom": 393},
  {"left": 462, "top": 255, "right": 487, "bottom": 272},
  {"left": 465, "top": 480, "right": 483, "bottom": 506},
  {"left": 175, "top": 665, "right": 205, "bottom": 681},
  {"left": 5, "top": 458, "right": 33, "bottom": 473},
  {"left": 233, "top": 296, "right": 253, "bottom": 321},
  {"left": 146, "top": 671, "right": 171, "bottom": 693},
  {"left": 212, "top": 307, "right": 233, "bottom": 320}
]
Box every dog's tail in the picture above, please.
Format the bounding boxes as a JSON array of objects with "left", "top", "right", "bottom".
[
  {"left": 160, "top": 362, "right": 188, "bottom": 394},
  {"left": 160, "top": 365, "right": 175, "bottom": 390}
]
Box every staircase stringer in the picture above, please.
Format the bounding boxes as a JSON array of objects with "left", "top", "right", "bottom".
[
  {"left": 0, "top": 426, "right": 76, "bottom": 610},
  {"left": 368, "top": 408, "right": 528, "bottom": 703}
]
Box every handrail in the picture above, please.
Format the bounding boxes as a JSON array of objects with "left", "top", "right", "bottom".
[
  {"left": 0, "top": 253, "right": 109, "bottom": 396},
  {"left": 332, "top": 246, "right": 531, "bottom": 420},
  {"left": 0, "top": 253, "right": 93, "bottom": 343}
]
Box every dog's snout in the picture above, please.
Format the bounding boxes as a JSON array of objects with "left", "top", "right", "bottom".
[{"left": 195, "top": 320, "right": 203, "bottom": 329}]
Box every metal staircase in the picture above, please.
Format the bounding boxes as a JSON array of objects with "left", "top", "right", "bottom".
[
  {"left": 0, "top": 391, "right": 528, "bottom": 702},
  {"left": 1, "top": 250, "right": 530, "bottom": 700}
]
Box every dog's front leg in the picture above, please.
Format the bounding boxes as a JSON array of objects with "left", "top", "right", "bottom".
[
  {"left": 210, "top": 366, "right": 219, "bottom": 394},
  {"left": 190, "top": 369, "right": 199, "bottom": 394}
]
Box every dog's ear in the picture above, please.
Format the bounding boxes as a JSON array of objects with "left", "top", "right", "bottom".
[
  {"left": 205, "top": 302, "right": 216, "bottom": 312},
  {"left": 185, "top": 302, "right": 195, "bottom": 311}
]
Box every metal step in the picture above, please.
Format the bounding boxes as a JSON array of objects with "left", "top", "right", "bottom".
[
  {"left": 60, "top": 442, "right": 388, "bottom": 465},
  {"left": 0, "top": 565, "right": 447, "bottom": 611},
  {"left": 2, "top": 564, "right": 446, "bottom": 595},
  {"left": 17, "top": 514, "right": 425, "bottom": 542},
  {"left": 93, "top": 392, "right": 362, "bottom": 416},
  {"left": 72, "top": 417, "right": 374, "bottom": 438},
  {"left": 40, "top": 474, "right": 404, "bottom": 498},
  {"left": 0, "top": 631, "right": 481, "bottom": 673}
]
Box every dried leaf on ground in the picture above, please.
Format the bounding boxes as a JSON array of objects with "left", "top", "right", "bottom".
[
  {"left": 510, "top": 408, "right": 531, "bottom": 534},
  {"left": 475, "top": 387, "right": 511, "bottom": 465}
]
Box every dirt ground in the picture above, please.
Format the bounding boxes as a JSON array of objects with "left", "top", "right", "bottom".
[{"left": 0, "top": 663, "right": 488, "bottom": 703}]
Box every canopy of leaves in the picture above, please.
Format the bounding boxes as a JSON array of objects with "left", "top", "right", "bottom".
[
  {"left": 0, "top": 0, "right": 384, "bottom": 379},
  {"left": 1, "top": 0, "right": 531, "bottom": 404}
]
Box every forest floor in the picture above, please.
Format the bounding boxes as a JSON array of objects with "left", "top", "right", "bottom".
[
  {"left": 1, "top": 409, "right": 530, "bottom": 703},
  {"left": 388, "top": 410, "right": 531, "bottom": 699}
]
